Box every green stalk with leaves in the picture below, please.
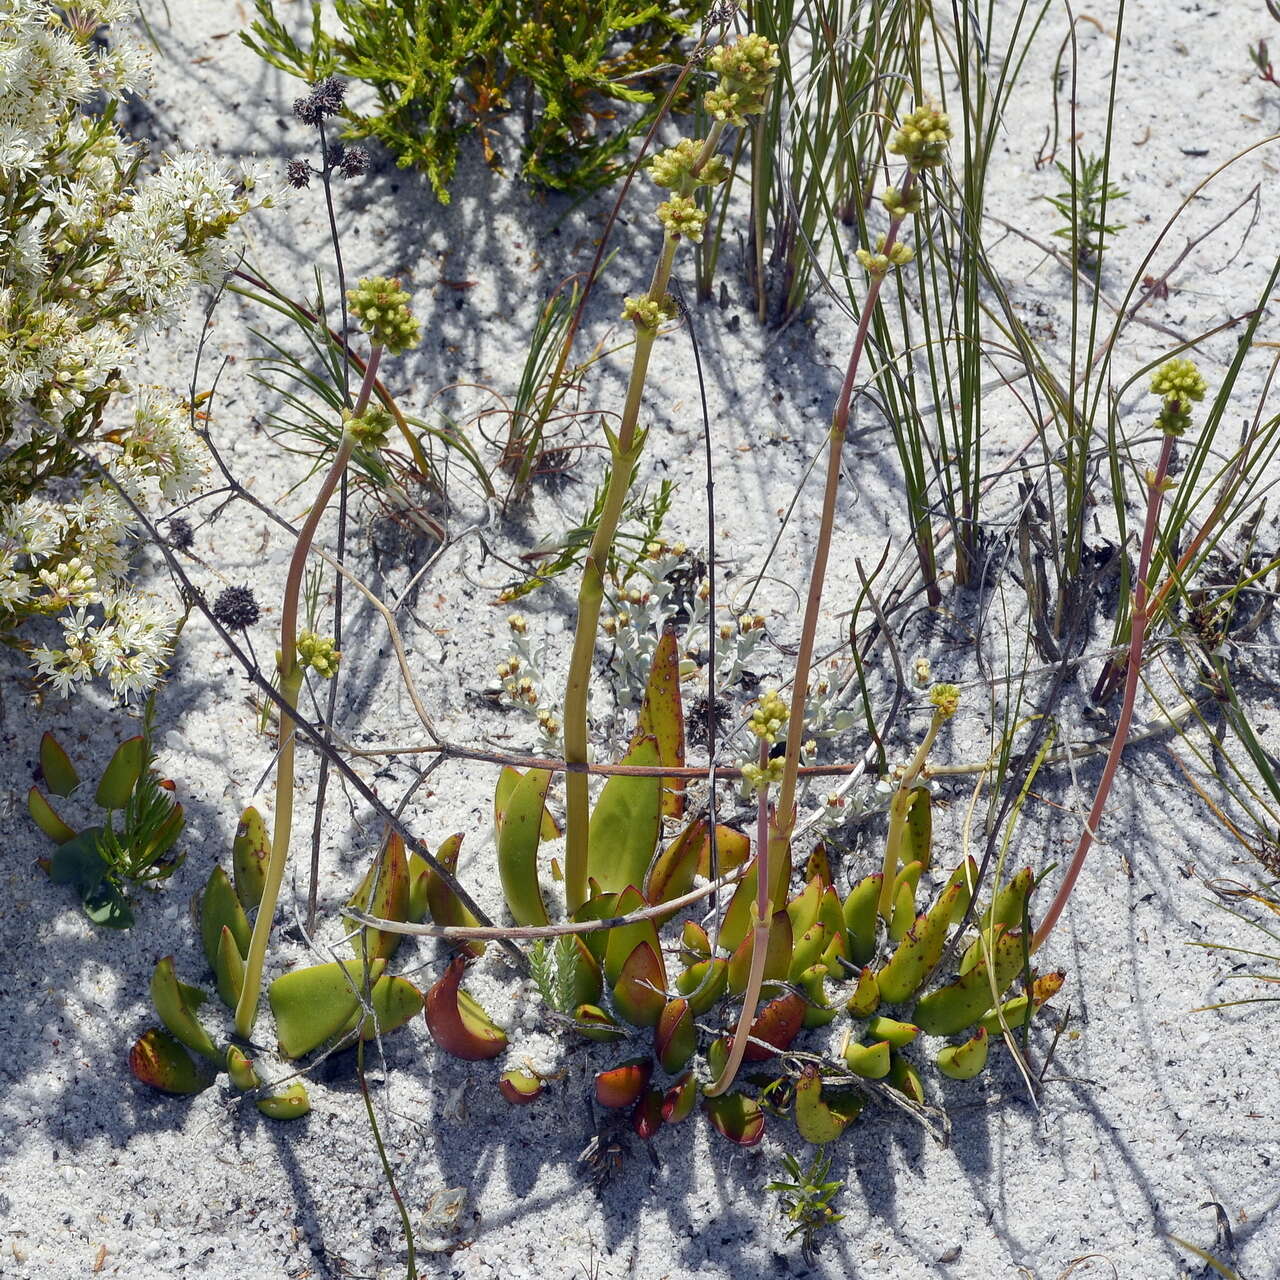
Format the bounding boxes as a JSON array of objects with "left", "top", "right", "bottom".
[
  {"left": 233, "top": 277, "right": 421, "bottom": 1039},
  {"left": 562, "top": 35, "right": 780, "bottom": 913}
]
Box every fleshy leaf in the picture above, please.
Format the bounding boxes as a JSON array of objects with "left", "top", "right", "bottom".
[
  {"left": 129, "top": 1028, "right": 215, "bottom": 1096},
  {"left": 28, "top": 787, "right": 76, "bottom": 846},
  {"left": 703, "top": 1092, "right": 765, "bottom": 1146},
  {"left": 269, "top": 957, "right": 388, "bottom": 1059},
  {"left": 150, "top": 956, "right": 220, "bottom": 1063},
  {"left": 612, "top": 940, "right": 666, "bottom": 1028},
  {"left": 634, "top": 628, "right": 685, "bottom": 818},
  {"left": 200, "top": 865, "right": 251, "bottom": 972},
  {"left": 495, "top": 767, "right": 553, "bottom": 926},
  {"left": 347, "top": 830, "right": 411, "bottom": 961},
  {"left": 423, "top": 955, "right": 508, "bottom": 1060},
  {"left": 587, "top": 735, "right": 662, "bottom": 895},
  {"left": 39, "top": 733, "right": 79, "bottom": 798},
  {"left": 231, "top": 805, "right": 270, "bottom": 911},
  {"left": 595, "top": 1057, "right": 652, "bottom": 1108},
  {"left": 96, "top": 736, "right": 145, "bottom": 810}
]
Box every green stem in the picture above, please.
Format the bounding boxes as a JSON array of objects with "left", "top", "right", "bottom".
[
  {"left": 877, "top": 711, "right": 942, "bottom": 918},
  {"left": 234, "top": 350, "right": 382, "bottom": 1040},
  {"left": 561, "top": 124, "right": 725, "bottom": 912},
  {"left": 562, "top": 237, "right": 676, "bottom": 912}
]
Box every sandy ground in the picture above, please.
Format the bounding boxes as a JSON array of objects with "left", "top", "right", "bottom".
[{"left": 2, "top": 2, "right": 1280, "bottom": 1277}]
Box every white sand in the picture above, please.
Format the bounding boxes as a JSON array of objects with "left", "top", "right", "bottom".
[{"left": 2, "top": 3, "right": 1279, "bottom": 1277}]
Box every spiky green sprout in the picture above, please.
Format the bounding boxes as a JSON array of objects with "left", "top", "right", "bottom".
[{"left": 766, "top": 1149, "right": 845, "bottom": 1264}]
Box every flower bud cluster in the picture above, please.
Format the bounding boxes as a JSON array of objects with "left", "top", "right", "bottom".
[
  {"left": 889, "top": 105, "right": 952, "bottom": 171},
  {"left": 880, "top": 185, "right": 923, "bottom": 217},
  {"left": 622, "top": 293, "right": 678, "bottom": 333},
  {"left": 648, "top": 138, "right": 730, "bottom": 195},
  {"left": 704, "top": 34, "right": 781, "bottom": 125},
  {"left": 856, "top": 236, "right": 914, "bottom": 277},
  {"left": 347, "top": 276, "right": 422, "bottom": 354},
  {"left": 656, "top": 195, "right": 707, "bottom": 243},
  {"left": 297, "top": 631, "right": 341, "bottom": 678},
  {"left": 748, "top": 688, "right": 790, "bottom": 744},
  {"left": 1150, "top": 357, "right": 1207, "bottom": 437},
  {"left": 342, "top": 403, "right": 394, "bottom": 449},
  {"left": 928, "top": 682, "right": 961, "bottom": 719},
  {"left": 740, "top": 756, "right": 785, "bottom": 794}
]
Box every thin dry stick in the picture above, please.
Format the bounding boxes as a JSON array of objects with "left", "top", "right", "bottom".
[{"left": 344, "top": 860, "right": 750, "bottom": 942}]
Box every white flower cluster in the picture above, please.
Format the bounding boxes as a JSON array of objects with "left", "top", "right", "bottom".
[
  {"left": 0, "top": 2, "right": 277, "bottom": 699},
  {"left": 0, "top": 391, "right": 202, "bottom": 699}
]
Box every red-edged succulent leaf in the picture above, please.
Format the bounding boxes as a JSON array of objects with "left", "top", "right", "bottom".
[
  {"left": 662, "top": 1070, "right": 699, "bottom": 1124},
  {"left": 634, "top": 629, "right": 686, "bottom": 819},
  {"left": 602, "top": 885, "right": 663, "bottom": 988},
  {"left": 694, "top": 824, "right": 751, "bottom": 878},
  {"left": 631, "top": 1087, "right": 665, "bottom": 1139},
  {"left": 653, "top": 997, "right": 696, "bottom": 1073},
  {"left": 573, "top": 1003, "right": 626, "bottom": 1042},
  {"left": 703, "top": 1092, "right": 765, "bottom": 1146},
  {"left": 595, "top": 1057, "right": 652, "bottom": 1109},
  {"left": 129, "top": 1027, "right": 215, "bottom": 1096},
  {"left": 612, "top": 941, "right": 666, "bottom": 1028},
  {"left": 740, "top": 991, "right": 806, "bottom": 1062},
  {"left": 424, "top": 955, "right": 507, "bottom": 1061},
  {"left": 499, "top": 1069, "right": 545, "bottom": 1105},
  {"left": 645, "top": 818, "right": 705, "bottom": 909}
]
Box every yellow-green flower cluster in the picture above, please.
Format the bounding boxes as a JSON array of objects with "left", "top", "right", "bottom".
[
  {"left": 622, "top": 293, "right": 678, "bottom": 333},
  {"left": 346, "top": 276, "right": 421, "bottom": 354},
  {"left": 741, "top": 756, "right": 785, "bottom": 793},
  {"left": 928, "top": 683, "right": 961, "bottom": 719},
  {"left": 880, "top": 185, "right": 923, "bottom": 217},
  {"left": 649, "top": 138, "right": 730, "bottom": 195},
  {"left": 856, "top": 236, "right": 914, "bottom": 277},
  {"left": 297, "top": 630, "right": 341, "bottom": 678},
  {"left": 657, "top": 195, "right": 707, "bottom": 243},
  {"left": 342, "top": 403, "right": 394, "bottom": 449},
  {"left": 1150, "top": 357, "right": 1208, "bottom": 437},
  {"left": 748, "top": 688, "right": 790, "bottom": 744},
  {"left": 889, "top": 105, "right": 952, "bottom": 171},
  {"left": 704, "top": 33, "right": 780, "bottom": 126}
]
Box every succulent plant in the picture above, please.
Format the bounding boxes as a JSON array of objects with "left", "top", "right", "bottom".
[
  {"left": 28, "top": 730, "right": 185, "bottom": 928},
  {"left": 129, "top": 819, "right": 425, "bottom": 1118},
  {"left": 420, "top": 629, "right": 1068, "bottom": 1150}
]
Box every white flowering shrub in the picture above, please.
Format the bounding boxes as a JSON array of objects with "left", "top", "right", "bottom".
[{"left": 0, "top": 1, "right": 275, "bottom": 698}]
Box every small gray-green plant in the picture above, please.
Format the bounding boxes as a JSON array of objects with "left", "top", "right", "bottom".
[
  {"left": 766, "top": 1148, "right": 845, "bottom": 1264},
  {"left": 1044, "top": 150, "right": 1127, "bottom": 269}
]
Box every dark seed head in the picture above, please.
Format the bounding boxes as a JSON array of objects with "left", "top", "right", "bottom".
[
  {"left": 309, "top": 76, "right": 346, "bottom": 117},
  {"left": 285, "top": 159, "right": 311, "bottom": 189},
  {"left": 165, "top": 516, "right": 194, "bottom": 551},
  {"left": 338, "top": 146, "right": 369, "bottom": 179},
  {"left": 212, "top": 585, "right": 261, "bottom": 630},
  {"left": 292, "top": 95, "right": 322, "bottom": 127}
]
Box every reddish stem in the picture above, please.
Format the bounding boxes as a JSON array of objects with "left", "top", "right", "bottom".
[{"left": 1032, "top": 434, "right": 1175, "bottom": 952}]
